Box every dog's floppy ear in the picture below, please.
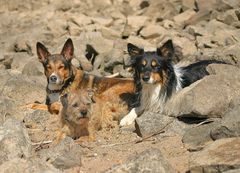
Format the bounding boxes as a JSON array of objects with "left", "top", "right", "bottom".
[
  {"left": 61, "top": 38, "right": 74, "bottom": 61},
  {"left": 127, "top": 43, "right": 144, "bottom": 57},
  {"left": 60, "top": 93, "right": 68, "bottom": 108},
  {"left": 157, "top": 39, "right": 174, "bottom": 60},
  {"left": 36, "top": 42, "right": 51, "bottom": 63}
]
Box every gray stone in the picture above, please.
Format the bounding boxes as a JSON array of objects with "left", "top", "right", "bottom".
[
  {"left": 135, "top": 111, "right": 174, "bottom": 138},
  {"left": 189, "top": 138, "right": 240, "bottom": 173},
  {"left": 210, "top": 99, "right": 240, "bottom": 140},
  {"left": 140, "top": 24, "right": 168, "bottom": 39},
  {"left": 164, "top": 64, "right": 240, "bottom": 119},
  {"left": 1, "top": 74, "right": 46, "bottom": 105},
  {"left": 173, "top": 9, "right": 196, "bottom": 26},
  {"left": 182, "top": 122, "right": 219, "bottom": 151},
  {"left": 127, "top": 16, "right": 149, "bottom": 34},
  {"left": 104, "top": 148, "right": 177, "bottom": 173},
  {"left": 182, "top": 0, "right": 196, "bottom": 11},
  {"left": 23, "top": 110, "right": 51, "bottom": 128},
  {"left": 223, "top": 169, "right": 240, "bottom": 173},
  {"left": 22, "top": 59, "right": 44, "bottom": 76},
  {"left": 0, "top": 119, "right": 32, "bottom": 165},
  {"left": 37, "top": 137, "right": 82, "bottom": 170},
  {"left": 0, "top": 158, "right": 62, "bottom": 173},
  {"left": 0, "top": 96, "right": 21, "bottom": 124},
  {"left": 11, "top": 53, "right": 32, "bottom": 72}
]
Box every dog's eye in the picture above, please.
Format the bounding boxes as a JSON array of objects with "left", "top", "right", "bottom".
[
  {"left": 151, "top": 60, "right": 158, "bottom": 67},
  {"left": 72, "top": 103, "right": 78, "bottom": 108},
  {"left": 58, "top": 65, "right": 65, "bottom": 70},
  {"left": 46, "top": 65, "right": 52, "bottom": 70},
  {"left": 141, "top": 60, "right": 147, "bottom": 67}
]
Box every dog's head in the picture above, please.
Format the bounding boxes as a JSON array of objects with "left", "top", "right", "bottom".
[
  {"left": 127, "top": 40, "right": 174, "bottom": 85},
  {"left": 60, "top": 90, "right": 94, "bottom": 124},
  {"left": 36, "top": 39, "right": 74, "bottom": 91}
]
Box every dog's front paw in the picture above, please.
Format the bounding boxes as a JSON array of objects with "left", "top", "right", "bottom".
[{"left": 120, "top": 108, "right": 137, "bottom": 127}]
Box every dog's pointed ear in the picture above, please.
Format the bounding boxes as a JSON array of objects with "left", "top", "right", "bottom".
[
  {"left": 36, "top": 42, "right": 51, "bottom": 63},
  {"left": 60, "top": 93, "right": 68, "bottom": 108},
  {"left": 61, "top": 38, "right": 74, "bottom": 61},
  {"left": 157, "top": 40, "right": 174, "bottom": 60},
  {"left": 127, "top": 43, "right": 144, "bottom": 57}
]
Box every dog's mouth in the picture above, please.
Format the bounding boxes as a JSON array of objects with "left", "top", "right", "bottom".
[{"left": 75, "top": 117, "right": 89, "bottom": 124}]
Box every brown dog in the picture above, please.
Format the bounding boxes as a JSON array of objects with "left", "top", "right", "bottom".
[
  {"left": 32, "top": 38, "right": 137, "bottom": 115},
  {"left": 55, "top": 89, "right": 129, "bottom": 143}
]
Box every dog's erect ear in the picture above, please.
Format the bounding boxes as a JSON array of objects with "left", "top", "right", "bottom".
[
  {"left": 36, "top": 42, "right": 51, "bottom": 63},
  {"left": 60, "top": 94, "right": 68, "bottom": 108},
  {"left": 157, "top": 40, "right": 174, "bottom": 60},
  {"left": 61, "top": 38, "right": 74, "bottom": 61},
  {"left": 127, "top": 43, "right": 144, "bottom": 57}
]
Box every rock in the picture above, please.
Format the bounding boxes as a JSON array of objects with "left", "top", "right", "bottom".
[
  {"left": 127, "top": 16, "right": 149, "bottom": 34},
  {"left": 103, "top": 40, "right": 126, "bottom": 72},
  {"left": 223, "top": 44, "right": 240, "bottom": 67},
  {"left": 213, "top": 9, "right": 239, "bottom": 25},
  {"left": 126, "top": 36, "right": 154, "bottom": 51},
  {"left": 0, "top": 70, "right": 11, "bottom": 91},
  {"left": 37, "top": 137, "right": 82, "bottom": 170},
  {"left": 223, "top": 169, "right": 240, "bottom": 173},
  {"left": 162, "top": 19, "right": 176, "bottom": 29},
  {"left": 172, "top": 36, "right": 197, "bottom": 56},
  {"left": 140, "top": 24, "right": 168, "bottom": 39},
  {"left": 104, "top": 148, "right": 177, "bottom": 173},
  {"left": 183, "top": 97, "right": 240, "bottom": 151},
  {"left": 0, "top": 158, "right": 62, "bottom": 173},
  {"left": 100, "top": 27, "right": 122, "bottom": 39},
  {"left": 182, "top": 0, "right": 196, "bottom": 11},
  {"left": 23, "top": 110, "right": 51, "bottom": 129},
  {"left": 0, "top": 119, "right": 32, "bottom": 165},
  {"left": 0, "top": 96, "right": 21, "bottom": 124},
  {"left": 22, "top": 59, "right": 44, "bottom": 76},
  {"left": 189, "top": 138, "right": 240, "bottom": 173},
  {"left": 14, "top": 39, "right": 33, "bottom": 55},
  {"left": 182, "top": 122, "right": 219, "bottom": 151},
  {"left": 164, "top": 64, "right": 240, "bottom": 119},
  {"left": 69, "top": 14, "right": 92, "bottom": 27},
  {"left": 11, "top": 53, "right": 32, "bottom": 72},
  {"left": 1, "top": 74, "right": 46, "bottom": 105},
  {"left": 210, "top": 99, "right": 240, "bottom": 140},
  {"left": 135, "top": 112, "right": 174, "bottom": 138},
  {"left": 23, "top": 110, "right": 56, "bottom": 143},
  {"left": 92, "top": 17, "right": 113, "bottom": 27},
  {"left": 173, "top": 9, "right": 196, "bottom": 26}
]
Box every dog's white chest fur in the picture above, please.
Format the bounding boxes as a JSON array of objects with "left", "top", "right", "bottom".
[{"left": 139, "top": 84, "right": 164, "bottom": 113}]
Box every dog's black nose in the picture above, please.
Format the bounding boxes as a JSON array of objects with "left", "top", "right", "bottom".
[
  {"left": 50, "top": 75, "right": 57, "bottom": 82},
  {"left": 142, "top": 72, "right": 151, "bottom": 82},
  {"left": 142, "top": 76, "right": 150, "bottom": 82},
  {"left": 80, "top": 110, "right": 87, "bottom": 117}
]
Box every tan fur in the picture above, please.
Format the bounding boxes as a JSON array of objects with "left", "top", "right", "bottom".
[{"left": 55, "top": 89, "right": 129, "bottom": 143}]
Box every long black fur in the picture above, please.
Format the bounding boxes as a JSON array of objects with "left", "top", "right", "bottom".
[{"left": 127, "top": 40, "right": 227, "bottom": 105}]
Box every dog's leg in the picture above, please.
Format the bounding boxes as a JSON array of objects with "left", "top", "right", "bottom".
[
  {"left": 22, "top": 103, "right": 48, "bottom": 111},
  {"left": 119, "top": 108, "right": 138, "bottom": 126},
  {"left": 48, "top": 102, "right": 61, "bottom": 114}
]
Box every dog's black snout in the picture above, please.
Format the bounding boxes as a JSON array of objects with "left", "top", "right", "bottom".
[
  {"left": 50, "top": 75, "right": 57, "bottom": 82},
  {"left": 80, "top": 110, "right": 87, "bottom": 117},
  {"left": 142, "top": 72, "right": 150, "bottom": 82}
]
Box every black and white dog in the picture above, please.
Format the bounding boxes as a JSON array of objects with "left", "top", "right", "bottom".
[{"left": 120, "top": 40, "right": 225, "bottom": 126}]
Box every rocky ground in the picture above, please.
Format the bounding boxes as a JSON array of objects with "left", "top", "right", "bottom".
[{"left": 1, "top": 0, "right": 240, "bottom": 172}]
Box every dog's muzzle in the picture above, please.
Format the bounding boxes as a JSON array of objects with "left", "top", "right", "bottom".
[
  {"left": 142, "top": 72, "right": 151, "bottom": 82},
  {"left": 50, "top": 75, "right": 57, "bottom": 83}
]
